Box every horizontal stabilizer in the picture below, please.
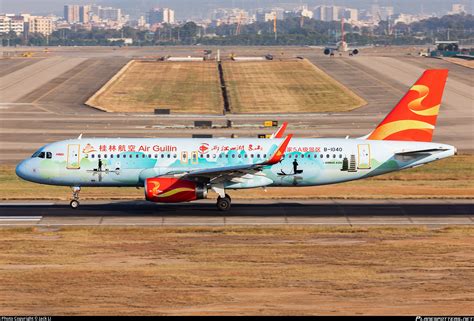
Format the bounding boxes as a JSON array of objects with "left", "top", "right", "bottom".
[{"left": 395, "top": 148, "right": 449, "bottom": 156}]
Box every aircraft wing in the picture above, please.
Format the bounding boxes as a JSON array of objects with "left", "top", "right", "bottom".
[
  {"left": 308, "top": 45, "right": 337, "bottom": 50},
  {"left": 180, "top": 135, "right": 292, "bottom": 183}
]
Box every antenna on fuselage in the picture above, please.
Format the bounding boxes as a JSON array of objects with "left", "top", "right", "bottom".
[{"left": 77, "top": 133, "right": 83, "bottom": 139}]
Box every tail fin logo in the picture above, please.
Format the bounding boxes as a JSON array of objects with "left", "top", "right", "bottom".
[
  {"left": 367, "top": 69, "right": 448, "bottom": 142},
  {"left": 407, "top": 84, "right": 439, "bottom": 117}
]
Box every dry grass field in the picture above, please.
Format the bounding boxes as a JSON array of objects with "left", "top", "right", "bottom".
[
  {"left": 87, "top": 60, "right": 223, "bottom": 114},
  {"left": 0, "top": 226, "right": 472, "bottom": 315},
  {"left": 1, "top": 155, "right": 472, "bottom": 201},
  {"left": 223, "top": 59, "right": 366, "bottom": 113}
]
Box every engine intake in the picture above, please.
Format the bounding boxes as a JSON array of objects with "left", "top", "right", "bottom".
[{"left": 145, "top": 178, "right": 207, "bottom": 203}]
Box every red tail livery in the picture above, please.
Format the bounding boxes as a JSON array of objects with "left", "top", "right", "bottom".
[{"left": 368, "top": 69, "right": 448, "bottom": 142}]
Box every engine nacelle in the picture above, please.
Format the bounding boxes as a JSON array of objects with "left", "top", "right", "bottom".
[
  {"left": 145, "top": 178, "right": 207, "bottom": 203},
  {"left": 323, "top": 48, "right": 331, "bottom": 55},
  {"left": 351, "top": 48, "right": 359, "bottom": 55}
]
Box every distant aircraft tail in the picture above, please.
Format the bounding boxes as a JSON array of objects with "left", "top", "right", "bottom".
[{"left": 367, "top": 69, "right": 448, "bottom": 142}]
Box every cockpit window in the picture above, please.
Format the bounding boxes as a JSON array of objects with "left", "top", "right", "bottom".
[
  {"left": 38, "top": 152, "right": 45, "bottom": 159},
  {"left": 46, "top": 152, "right": 52, "bottom": 159},
  {"left": 31, "top": 151, "right": 41, "bottom": 158}
]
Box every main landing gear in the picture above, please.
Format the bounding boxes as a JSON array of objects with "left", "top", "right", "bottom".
[
  {"left": 216, "top": 194, "right": 231, "bottom": 211},
  {"left": 70, "top": 186, "right": 81, "bottom": 209},
  {"left": 212, "top": 184, "right": 231, "bottom": 211}
]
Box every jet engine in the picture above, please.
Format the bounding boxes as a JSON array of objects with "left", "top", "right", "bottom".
[
  {"left": 145, "top": 177, "right": 207, "bottom": 203},
  {"left": 323, "top": 48, "right": 331, "bottom": 55}
]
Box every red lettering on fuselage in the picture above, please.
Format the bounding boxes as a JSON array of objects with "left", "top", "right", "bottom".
[{"left": 152, "top": 145, "right": 178, "bottom": 152}]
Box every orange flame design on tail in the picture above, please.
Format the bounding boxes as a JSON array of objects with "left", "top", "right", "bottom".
[{"left": 367, "top": 69, "right": 448, "bottom": 142}]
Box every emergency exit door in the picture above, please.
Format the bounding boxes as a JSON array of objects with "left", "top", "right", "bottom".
[
  {"left": 67, "top": 144, "right": 81, "bottom": 169},
  {"left": 357, "top": 144, "right": 371, "bottom": 169}
]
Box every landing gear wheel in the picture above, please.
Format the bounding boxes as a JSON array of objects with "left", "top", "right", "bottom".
[
  {"left": 216, "top": 196, "right": 231, "bottom": 211},
  {"left": 225, "top": 194, "right": 231, "bottom": 202},
  {"left": 70, "top": 186, "right": 81, "bottom": 209},
  {"left": 70, "top": 199, "right": 80, "bottom": 209}
]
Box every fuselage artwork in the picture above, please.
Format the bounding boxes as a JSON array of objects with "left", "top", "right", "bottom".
[{"left": 16, "top": 69, "right": 455, "bottom": 211}]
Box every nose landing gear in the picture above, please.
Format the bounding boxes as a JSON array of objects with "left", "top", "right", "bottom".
[{"left": 70, "top": 186, "right": 81, "bottom": 209}]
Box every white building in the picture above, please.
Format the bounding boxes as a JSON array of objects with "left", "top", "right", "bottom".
[
  {"left": 449, "top": 4, "right": 466, "bottom": 15},
  {"left": 28, "top": 16, "right": 53, "bottom": 36},
  {"left": 313, "top": 6, "right": 357, "bottom": 22},
  {"left": 148, "top": 8, "right": 175, "bottom": 25},
  {"left": 64, "top": 5, "right": 80, "bottom": 23}
]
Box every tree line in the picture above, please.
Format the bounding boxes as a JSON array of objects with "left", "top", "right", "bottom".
[{"left": 1, "top": 13, "right": 472, "bottom": 47}]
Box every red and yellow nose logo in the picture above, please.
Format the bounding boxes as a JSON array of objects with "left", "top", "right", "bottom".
[{"left": 199, "top": 143, "right": 209, "bottom": 154}]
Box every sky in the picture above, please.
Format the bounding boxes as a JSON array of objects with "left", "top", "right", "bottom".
[{"left": 1, "top": 0, "right": 471, "bottom": 19}]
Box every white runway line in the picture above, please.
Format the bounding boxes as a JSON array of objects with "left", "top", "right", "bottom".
[
  {"left": 0, "top": 216, "right": 42, "bottom": 221},
  {"left": 0, "top": 203, "right": 55, "bottom": 206}
]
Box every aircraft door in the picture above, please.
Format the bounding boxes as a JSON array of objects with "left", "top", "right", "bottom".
[
  {"left": 67, "top": 144, "right": 81, "bottom": 169},
  {"left": 181, "top": 151, "right": 188, "bottom": 164},
  {"left": 357, "top": 144, "right": 371, "bottom": 169}
]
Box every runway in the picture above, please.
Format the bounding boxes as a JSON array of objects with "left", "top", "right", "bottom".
[{"left": 0, "top": 199, "right": 472, "bottom": 227}]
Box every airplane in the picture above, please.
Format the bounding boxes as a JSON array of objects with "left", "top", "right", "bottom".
[
  {"left": 319, "top": 18, "right": 361, "bottom": 56},
  {"left": 16, "top": 69, "right": 455, "bottom": 211}
]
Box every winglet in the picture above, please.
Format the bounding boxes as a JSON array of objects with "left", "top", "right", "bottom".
[
  {"left": 265, "top": 134, "right": 293, "bottom": 165},
  {"left": 270, "top": 122, "right": 288, "bottom": 139}
]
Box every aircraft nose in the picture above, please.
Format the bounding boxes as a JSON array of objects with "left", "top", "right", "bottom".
[{"left": 16, "top": 159, "right": 33, "bottom": 181}]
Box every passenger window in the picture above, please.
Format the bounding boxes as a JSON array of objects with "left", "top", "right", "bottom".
[
  {"left": 129, "top": 154, "right": 133, "bottom": 158},
  {"left": 46, "top": 152, "right": 52, "bottom": 159},
  {"left": 263, "top": 154, "right": 266, "bottom": 158},
  {"left": 142, "top": 154, "right": 145, "bottom": 158},
  {"left": 320, "top": 154, "right": 323, "bottom": 158},
  {"left": 326, "top": 154, "right": 330, "bottom": 158},
  {"left": 110, "top": 154, "right": 114, "bottom": 158},
  {"left": 167, "top": 154, "right": 170, "bottom": 158},
  {"left": 91, "top": 154, "right": 95, "bottom": 159},
  {"left": 161, "top": 154, "right": 164, "bottom": 158},
  {"left": 104, "top": 154, "right": 108, "bottom": 158}
]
